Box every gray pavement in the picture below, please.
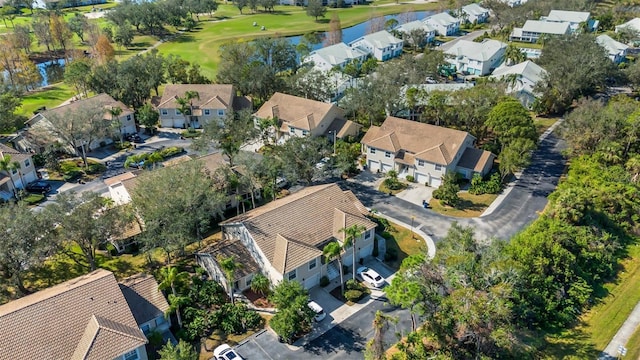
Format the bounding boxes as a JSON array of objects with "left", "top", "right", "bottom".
[
  {"left": 600, "top": 301, "right": 640, "bottom": 359},
  {"left": 438, "top": 29, "right": 488, "bottom": 52}
]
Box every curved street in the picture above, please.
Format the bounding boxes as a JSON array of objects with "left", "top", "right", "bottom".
[{"left": 341, "top": 129, "right": 567, "bottom": 242}]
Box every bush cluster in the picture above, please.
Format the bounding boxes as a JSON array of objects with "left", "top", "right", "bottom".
[{"left": 469, "top": 172, "right": 502, "bottom": 195}]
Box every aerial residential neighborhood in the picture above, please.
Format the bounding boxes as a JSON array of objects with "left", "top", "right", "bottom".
[{"left": 1, "top": 0, "right": 640, "bottom": 359}]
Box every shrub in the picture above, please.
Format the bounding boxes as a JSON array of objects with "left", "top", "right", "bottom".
[
  {"left": 159, "top": 146, "right": 184, "bottom": 158},
  {"left": 370, "top": 216, "right": 390, "bottom": 233},
  {"left": 406, "top": 175, "right": 415, "bottom": 183},
  {"left": 469, "top": 172, "right": 502, "bottom": 195},
  {"left": 63, "top": 170, "right": 83, "bottom": 182},
  {"left": 344, "top": 290, "right": 363, "bottom": 302},
  {"left": 114, "top": 141, "right": 131, "bottom": 150},
  {"left": 21, "top": 193, "right": 44, "bottom": 205},
  {"left": 384, "top": 247, "right": 398, "bottom": 262},
  {"left": 346, "top": 279, "right": 367, "bottom": 292},
  {"left": 181, "top": 128, "right": 200, "bottom": 138},
  {"left": 86, "top": 163, "right": 106, "bottom": 174},
  {"left": 319, "top": 276, "right": 330, "bottom": 287}
]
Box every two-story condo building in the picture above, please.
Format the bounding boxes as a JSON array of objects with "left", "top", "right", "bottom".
[
  {"left": 394, "top": 20, "right": 436, "bottom": 46},
  {"left": 444, "top": 39, "right": 507, "bottom": 76},
  {"left": 490, "top": 60, "right": 547, "bottom": 109},
  {"left": 0, "top": 143, "right": 38, "bottom": 199},
  {"left": 254, "top": 92, "right": 360, "bottom": 143},
  {"left": 304, "top": 42, "right": 370, "bottom": 72},
  {"left": 461, "top": 3, "right": 490, "bottom": 23},
  {"left": 203, "top": 183, "right": 377, "bottom": 290},
  {"left": 424, "top": 12, "right": 461, "bottom": 36},
  {"left": 509, "top": 20, "right": 571, "bottom": 43},
  {"left": 361, "top": 116, "right": 495, "bottom": 187},
  {"left": 596, "top": 34, "right": 629, "bottom": 64},
  {"left": 540, "top": 10, "right": 598, "bottom": 32},
  {"left": 157, "top": 84, "right": 250, "bottom": 129},
  {"left": 349, "top": 30, "right": 404, "bottom": 61}
]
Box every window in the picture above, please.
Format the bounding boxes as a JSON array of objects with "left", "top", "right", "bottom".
[
  {"left": 204, "top": 109, "right": 210, "bottom": 115},
  {"left": 365, "top": 230, "right": 371, "bottom": 240},
  {"left": 370, "top": 148, "right": 376, "bottom": 154},
  {"left": 11, "top": 168, "right": 17, "bottom": 175},
  {"left": 417, "top": 159, "right": 424, "bottom": 166},
  {"left": 435, "top": 164, "right": 442, "bottom": 171},
  {"left": 123, "top": 349, "right": 139, "bottom": 360},
  {"left": 176, "top": 109, "right": 182, "bottom": 115},
  {"left": 246, "top": 276, "right": 253, "bottom": 287},
  {"left": 308, "top": 258, "right": 317, "bottom": 270},
  {"left": 385, "top": 151, "right": 391, "bottom": 158},
  {"left": 141, "top": 324, "right": 150, "bottom": 334},
  {"left": 302, "top": 130, "right": 309, "bottom": 136},
  {"left": 287, "top": 269, "right": 297, "bottom": 280},
  {"left": 289, "top": 127, "right": 295, "bottom": 134},
  {"left": 161, "top": 109, "right": 168, "bottom": 115},
  {"left": 24, "top": 159, "right": 30, "bottom": 167},
  {"left": 126, "top": 115, "right": 131, "bottom": 121},
  {"left": 218, "top": 109, "right": 225, "bottom": 116}
]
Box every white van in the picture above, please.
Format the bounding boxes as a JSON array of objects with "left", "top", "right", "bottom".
[{"left": 307, "top": 300, "right": 326, "bottom": 322}]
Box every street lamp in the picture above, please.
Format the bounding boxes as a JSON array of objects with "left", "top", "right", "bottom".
[{"left": 410, "top": 215, "right": 415, "bottom": 239}]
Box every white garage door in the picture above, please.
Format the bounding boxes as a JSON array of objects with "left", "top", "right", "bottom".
[
  {"left": 359, "top": 243, "right": 373, "bottom": 259},
  {"left": 415, "top": 172, "right": 429, "bottom": 185},
  {"left": 368, "top": 160, "right": 380, "bottom": 172},
  {"left": 381, "top": 163, "right": 393, "bottom": 173},
  {"left": 304, "top": 274, "right": 319, "bottom": 289},
  {"left": 430, "top": 177, "right": 442, "bottom": 187}
]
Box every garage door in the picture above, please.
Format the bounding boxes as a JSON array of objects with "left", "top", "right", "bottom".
[
  {"left": 368, "top": 160, "right": 380, "bottom": 172},
  {"left": 430, "top": 177, "right": 442, "bottom": 187},
  {"left": 359, "top": 243, "right": 373, "bottom": 259},
  {"left": 381, "top": 163, "right": 393, "bottom": 173},
  {"left": 304, "top": 274, "right": 319, "bottom": 289},
  {"left": 415, "top": 172, "right": 428, "bottom": 185}
]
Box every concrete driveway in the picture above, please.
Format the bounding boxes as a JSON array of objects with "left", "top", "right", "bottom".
[{"left": 394, "top": 183, "right": 434, "bottom": 207}]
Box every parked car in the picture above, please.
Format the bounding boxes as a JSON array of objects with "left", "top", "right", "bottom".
[
  {"left": 315, "top": 157, "right": 331, "bottom": 170},
  {"left": 127, "top": 134, "right": 143, "bottom": 143},
  {"left": 213, "top": 344, "right": 244, "bottom": 360},
  {"left": 357, "top": 266, "right": 385, "bottom": 288},
  {"left": 307, "top": 300, "right": 326, "bottom": 322},
  {"left": 276, "top": 176, "right": 289, "bottom": 189},
  {"left": 25, "top": 181, "right": 51, "bottom": 194}
]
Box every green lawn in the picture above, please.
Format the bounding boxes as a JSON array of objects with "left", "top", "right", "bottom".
[
  {"left": 429, "top": 192, "right": 498, "bottom": 218},
  {"left": 157, "top": 2, "right": 439, "bottom": 78},
  {"left": 538, "top": 242, "right": 640, "bottom": 358},
  {"left": 378, "top": 218, "right": 426, "bottom": 269},
  {"left": 19, "top": 84, "right": 75, "bottom": 117},
  {"left": 534, "top": 116, "right": 559, "bottom": 137}
]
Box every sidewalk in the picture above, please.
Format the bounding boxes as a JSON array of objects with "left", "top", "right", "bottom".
[{"left": 599, "top": 301, "right": 640, "bottom": 359}]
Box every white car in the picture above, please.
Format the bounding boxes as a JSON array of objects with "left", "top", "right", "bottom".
[
  {"left": 213, "top": 344, "right": 243, "bottom": 360},
  {"left": 357, "top": 266, "right": 385, "bottom": 288},
  {"left": 315, "top": 157, "right": 331, "bottom": 169},
  {"left": 307, "top": 300, "right": 326, "bottom": 322}
]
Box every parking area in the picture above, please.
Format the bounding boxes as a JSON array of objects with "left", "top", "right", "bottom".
[{"left": 395, "top": 183, "right": 434, "bottom": 207}]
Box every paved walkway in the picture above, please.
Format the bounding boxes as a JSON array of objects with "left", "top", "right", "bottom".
[{"left": 600, "top": 301, "right": 640, "bottom": 359}]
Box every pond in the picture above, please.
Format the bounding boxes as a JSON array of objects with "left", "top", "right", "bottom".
[
  {"left": 288, "top": 10, "right": 438, "bottom": 51},
  {"left": 2, "top": 58, "right": 66, "bottom": 89}
]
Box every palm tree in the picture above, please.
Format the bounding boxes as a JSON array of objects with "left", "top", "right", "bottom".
[
  {"left": 323, "top": 241, "right": 346, "bottom": 294},
  {"left": 340, "top": 224, "right": 367, "bottom": 281},
  {"left": 626, "top": 155, "right": 640, "bottom": 182},
  {"left": 146, "top": 152, "right": 164, "bottom": 169},
  {"left": 250, "top": 273, "right": 271, "bottom": 297},
  {"left": 0, "top": 154, "right": 21, "bottom": 198},
  {"left": 365, "top": 310, "right": 398, "bottom": 360},
  {"left": 504, "top": 44, "right": 526, "bottom": 65},
  {"left": 176, "top": 91, "right": 200, "bottom": 129},
  {"left": 158, "top": 266, "right": 190, "bottom": 328},
  {"left": 108, "top": 106, "right": 124, "bottom": 144},
  {"left": 218, "top": 255, "right": 242, "bottom": 304}
]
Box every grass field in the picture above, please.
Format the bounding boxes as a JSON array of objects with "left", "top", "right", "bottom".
[
  {"left": 19, "top": 84, "right": 76, "bottom": 117},
  {"left": 379, "top": 218, "right": 426, "bottom": 269},
  {"left": 538, "top": 241, "right": 640, "bottom": 358},
  {"left": 428, "top": 192, "right": 498, "bottom": 218},
  {"left": 156, "top": 2, "right": 440, "bottom": 78}
]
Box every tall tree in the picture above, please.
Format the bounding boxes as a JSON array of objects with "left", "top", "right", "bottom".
[
  {"left": 64, "top": 58, "right": 93, "bottom": 97},
  {"left": 93, "top": 34, "right": 115, "bottom": 65},
  {"left": 233, "top": 0, "right": 248, "bottom": 14},
  {"left": 364, "top": 310, "right": 397, "bottom": 360},
  {"left": 46, "top": 192, "right": 132, "bottom": 271},
  {"left": 340, "top": 224, "right": 367, "bottom": 281},
  {"left": 0, "top": 86, "right": 25, "bottom": 132},
  {"left": 0, "top": 154, "right": 21, "bottom": 197},
  {"left": 9, "top": 24, "right": 32, "bottom": 54},
  {"left": 276, "top": 135, "right": 329, "bottom": 184},
  {"left": 193, "top": 109, "right": 258, "bottom": 166},
  {"left": 176, "top": 90, "right": 200, "bottom": 129},
  {"left": 137, "top": 103, "right": 160, "bottom": 132},
  {"left": 323, "top": 241, "right": 346, "bottom": 293},
  {"left": 158, "top": 266, "right": 190, "bottom": 328},
  {"left": 68, "top": 13, "right": 89, "bottom": 42},
  {"left": 31, "top": 13, "right": 53, "bottom": 52},
  {"left": 325, "top": 13, "right": 342, "bottom": 46},
  {"left": 0, "top": 202, "right": 55, "bottom": 296},
  {"left": 158, "top": 339, "right": 198, "bottom": 360},
  {"left": 49, "top": 13, "right": 72, "bottom": 52},
  {"left": 366, "top": 15, "right": 385, "bottom": 34},
  {"left": 218, "top": 255, "right": 241, "bottom": 304},
  {"left": 306, "top": 0, "right": 327, "bottom": 21}
]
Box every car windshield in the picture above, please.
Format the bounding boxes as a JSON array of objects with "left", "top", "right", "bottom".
[{"left": 374, "top": 275, "right": 382, "bottom": 281}]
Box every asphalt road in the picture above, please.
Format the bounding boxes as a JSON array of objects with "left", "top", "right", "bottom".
[
  {"left": 341, "top": 130, "right": 567, "bottom": 241},
  {"left": 237, "top": 298, "right": 411, "bottom": 360}
]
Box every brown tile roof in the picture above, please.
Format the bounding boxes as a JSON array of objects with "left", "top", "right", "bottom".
[
  {"left": 361, "top": 117, "right": 472, "bottom": 165},
  {"left": 158, "top": 84, "right": 235, "bottom": 110},
  {"left": 162, "top": 154, "right": 194, "bottom": 167},
  {"left": 457, "top": 147, "right": 495, "bottom": 172},
  {"left": 0, "top": 269, "right": 147, "bottom": 360},
  {"left": 33, "top": 93, "right": 133, "bottom": 123},
  {"left": 233, "top": 95, "right": 253, "bottom": 111},
  {"left": 104, "top": 172, "right": 137, "bottom": 187},
  {"left": 198, "top": 238, "right": 261, "bottom": 279},
  {"left": 325, "top": 118, "right": 362, "bottom": 139},
  {"left": 113, "top": 217, "right": 144, "bottom": 241},
  {"left": 121, "top": 176, "right": 140, "bottom": 196},
  {"left": 119, "top": 274, "right": 170, "bottom": 327},
  {"left": 197, "top": 152, "right": 230, "bottom": 174},
  {"left": 0, "top": 142, "right": 31, "bottom": 163},
  {"left": 254, "top": 92, "right": 342, "bottom": 131},
  {"left": 220, "top": 184, "right": 376, "bottom": 275}
]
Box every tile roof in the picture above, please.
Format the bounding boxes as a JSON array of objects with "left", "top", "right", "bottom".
[
  {"left": 104, "top": 172, "right": 138, "bottom": 187},
  {"left": 0, "top": 269, "right": 147, "bottom": 360},
  {"left": 198, "top": 238, "right": 261, "bottom": 278},
  {"left": 254, "top": 92, "right": 342, "bottom": 131},
  {"left": 351, "top": 30, "right": 403, "bottom": 49},
  {"left": 0, "top": 142, "right": 31, "bottom": 163},
  {"left": 462, "top": 3, "right": 488, "bottom": 16},
  {"left": 361, "top": 116, "right": 471, "bottom": 165},
  {"left": 158, "top": 84, "right": 235, "bottom": 110},
  {"left": 490, "top": 60, "right": 547, "bottom": 95},
  {"left": 425, "top": 12, "right": 460, "bottom": 26},
  {"left": 307, "top": 43, "right": 369, "bottom": 67},
  {"left": 32, "top": 93, "right": 133, "bottom": 124},
  {"left": 324, "top": 117, "right": 361, "bottom": 138},
  {"left": 119, "top": 273, "right": 170, "bottom": 327},
  {"left": 396, "top": 20, "right": 435, "bottom": 33},
  {"left": 445, "top": 39, "right": 507, "bottom": 61},
  {"left": 545, "top": 9, "right": 590, "bottom": 23},
  {"left": 456, "top": 147, "right": 495, "bottom": 172},
  {"left": 220, "top": 184, "right": 376, "bottom": 275},
  {"left": 521, "top": 20, "right": 570, "bottom": 34}
]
